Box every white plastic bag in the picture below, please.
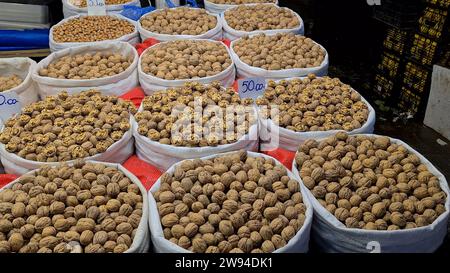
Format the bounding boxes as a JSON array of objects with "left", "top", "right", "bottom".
[
  {"left": 292, "top": 134, "right": 450, "bottom": 253},
  {"left": 32, "top": 41, "right": 139, "bottom": 98},
  {"left": 138, "top": 39, "right": 236, "bottom": 95},
  {"left": 132, "top": 106, "right": 259, "bottom": 171},
  {"left": 62, "top": 0, "right": 141, "bottom": 18},
  {"left": 138, "top": 7, "right": 223, "bottom": 42},
  {"left": 0, "top": 160, "right": 150, "bottom": 253},
  {"left": 0, "top": 58, "right": 39, "bottom": 122},
  {"left": 204, "top": 0, "right": 279, "bottom": 14},
  {"left": 259, "top": 84, "right": 376, "bottom": 152},
  {"left": 0, "top": 117, "right": 135, "bottom": 176},
  {"left": 221, "top": 4, "right": 304, "bottom": 41},
  {"left": 50, "top": 14, "right": 140, "bottom": 52},
  {"left": 148, "top": 151, "right": 313, "bottom": 253},
  {"left": 230, "top": 35, "right": 329, "bottom": 79}
]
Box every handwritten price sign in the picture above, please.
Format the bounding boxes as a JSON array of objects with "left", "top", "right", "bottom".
[
  {"left": 238, "top": 77, "right": 266, "bottom": 100},
  {"left": 0, "top": 92, "right": 22, "bottom": 122},
  {"left": 87, "top": 0, "right": 106, "bottom": 16}
]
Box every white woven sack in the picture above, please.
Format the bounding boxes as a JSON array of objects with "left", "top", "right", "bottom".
[
  {"left": 148, "top": 151, "right": 313, "bottom": 253},
  {"left": 138, "top": 7, "right": 223, "bottom": 42},
  {"left": 230, "top": 34, "right": 329, "bottom": 79},
  {"left": 132, "top": 105, "right": 259, "bottom": 171},
  {"left": 0, "top": 160, "right": 150, "bottom": 253},
  {"left": 292, "top": 134, "right": 450, "bottom": 253},
  {"left": 62, "top": 0, "right": 141, "bottom": 18},
  {"left": 204, "top": 0, "right": 279, "bottom": 14},
  {"left": 32, "top": 41, "right": 139, "bottom": 98},
  {"left": 0, "top": 117, "right": 135, "bottom": 176},
  {"left": 221, "top": 3, "right": 304, "bottom": 41},
  {"left": 138, "top": 39, "right": 236, "bottom": 95},
  {"left": 0, "top": 58, "right": 39, "bottom": 122},
  {"left": 50, "top": 14, "right": 140, "bottom": 52},
  {"left": 259, "top": 80, "right": 376, "bottom": 152}
]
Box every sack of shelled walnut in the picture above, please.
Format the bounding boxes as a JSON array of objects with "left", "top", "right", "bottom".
[
  {"left": 0, "top": 58, "right": 39, "bottom": 122},
  {"left": 148, "top": 151, "right": 313, "bottom": 253},
  {"left": 256, "top": 75, "right": 376, "bottom": 152},
  {"left": 0, "top": 160, "right": 149, "bottom": 253},
  {"left": 138, "top": 39, "right": 236, "bottom": 95},
  {"left": 132, "top": 82, "right": 259, "bottom": 171},
  {"left": 32, "top": 41, "right": 139, "bottom": 98},
  {"left": 292, "top": 133, "right": 450, "bottom": 253},
  {"left": 138, "top": 7, "right": 223, "bottom": 42},
  {"left": 49, "top": 14, "right": 139, "bottom": 52},
  {"left": 221, "top": 3, "right": 304, "bottom": 41},
  {"left": 0, "top": 90, "right": 136, "bottom": 176},
  {"left": 204, "top": 0, "right": 279, "bottom": 14},
  {"left": 230, "top": 33, "right": 329, "bottom": 79},
  {"left": 62, "top": 0, "right": 141, "bottom": 18}
]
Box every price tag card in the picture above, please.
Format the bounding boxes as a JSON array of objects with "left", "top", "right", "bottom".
[
  {"left": 237, "top": 77, "right": 267, "bottom": 100},
  {"left": 0, "top": 92, "right": 22, "bottom": 123},
  {"left": 87, "top": 0, "right": 107, "bottom": 16}
]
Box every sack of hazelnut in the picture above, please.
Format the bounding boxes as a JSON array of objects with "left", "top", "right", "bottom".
[
  {"left": 256, "top": 75, "right": 376, "bottom": 152},
  {"left": 32, "top": 41, "right": 139, "bottom": 98},
  {"left": 132, "top": 82, "right": 259, "bottom": 171},
  {"left": 0, "top": 160, "right": 150, "bottom": 253},
  {"left": 138, "top": 39, "right": 236, "bottom": 94},
  {"left": 221, "top": 3, "right": 304, "bottom": 41},
  {"left": 62, "top": 0, "right": 141, "bottom": 18},
  {"left": 230, "top": 33, "right": 329, "bottom": 79},
  {"left": 292, "top": 133, "right": 450, "bottom": 253},
  {"left": 204, "top": 0, "right": 278, "bottom": 14},
  {"left": 49, "top": 14, "right": 139, "bottom": 53},
  {"left": 148, "top": 150, "right": 313, "bottom": 253},
  {"left": 138, "top": 7, "right": 223, "bottom": 42},
  {"left": 0, "top": 90, "right": 136, "bottom": 175},
  {"left": 0, "top": 58, "right": 39, "bottom": 123}
]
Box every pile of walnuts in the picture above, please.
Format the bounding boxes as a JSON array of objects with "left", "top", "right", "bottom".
[
  {"left": 0, "top": 90, "right": 136, "bottom": 162},
  {"left": 52, "top": 16, "right": 135, "bottom": 43},
  {"left": 140, "top": 7, "right": 217, "bottom": 35},
  {"left": 295, "top": 132, "right": 447, "bottom": 230},
  {"left": 256, "top": 75, "right": 370, "bottom": 132},
  {"left": 70, "top": 0, "right": 131, "bottom": 7},
  {"left": 140, "top": 40, "right": 232, "bottom": 80},
  {"left": 0, "top": 75, "right": 22, "bottom": 92},
  {"left": 154, "top": 151, "right": 307, "bottom": 253},
  {"left": 208, "top": 0, "right": 276, "bottom": 4},
  {"left": 0, "top": 161, "right": 143, "bottom": 253},
  {"left": 224, "top": 4, "right": 300, "bottom": 32},
  {"left": 135, "top": 82, "right": 255, "bottom": 147},
  {"left": 233, "top": 33, "right": 326, "bottom": 70},
  {"left": 38, "top": 52, "right": 132, "bottom": 80}
]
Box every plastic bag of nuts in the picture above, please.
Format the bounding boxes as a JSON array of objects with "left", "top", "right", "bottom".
[
  {"left": 0, "top": 90, "right": 136, "bottom": 175},
  {"left": 230, "top": 33, "right": 329, "bottom": 80},
  {"left": 32, "top": 41, "right": 139, "bottom": 98},
  {"left": 0, "top": 58, "right": 39, "bottom": 122},
  {"left": 132, "top": 81, "right": 259, "bottom": 171},
  {"left": 221, "top": 3, "right": 304, "bottom": 41},
  {"left": 256, "top": 75, "right": 376, "bottom": 152},
  {"left": 62, "top": 0, "right": 141, "bottom": 18},
  {"left": 138, "top": 7, "right": 223, "bottom": 42},
  {"left": 49, "top": 14, "right": 139, "bottom": 53},
  {"left": 0, "top": 160, "right": 150, "bottom": 253},
  {"left": 204, "top": 0, "right": 278, "bottom": 14},
  {"left": 138, "top": 39, "right": 236, "bottom": 95},
  {"left": 292, "top": 133, "right": 450, "bottom": 253},
  {"left": 148, "top": 150, "right": 313, "bottom": 253}
]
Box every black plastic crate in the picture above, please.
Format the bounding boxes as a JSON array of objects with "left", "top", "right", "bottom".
[
  {"left": 419, "top": 7, "right": 448, "bottom": 39},
  {"left": 425, "top": 0, "right": 450, "bottom": 9},
  {"left": 377, "top": 52, "right": 401, "bottom": 77},
  {"left": 373, "top": 0, "right": 424, "bottom": 29},
  {"left": 374, "top": 74, "right": 396, "bottom": 98},
  {"left": 397, "top": 87, "right": 423, "bottom": 115},
  {"left": 403, "top": 61, "right": 432, "bottom": 93},
  {"left": 383, "top": 28, "right": 410, "bottom": 54},
  {"left": 409, "top": 33, "right": 439, "bottom": 66}
]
